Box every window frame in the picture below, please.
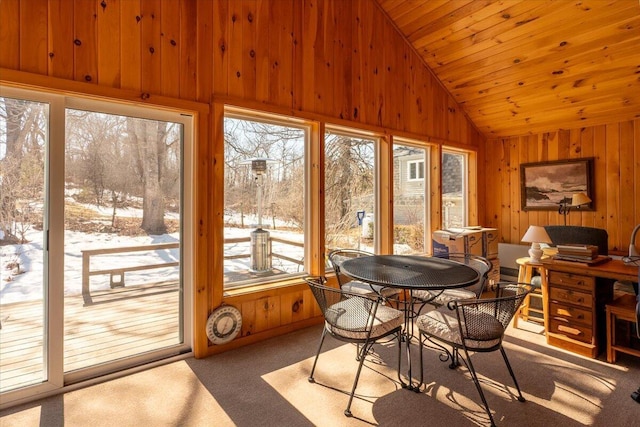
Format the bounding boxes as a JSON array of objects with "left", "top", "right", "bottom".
[{"left": 222, "top": 106, "right": 312, "bottom": 290}]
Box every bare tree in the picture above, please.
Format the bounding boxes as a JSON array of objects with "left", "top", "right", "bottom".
[
  {"left": 0, "top": 97, "right": 46, "bottom": 243},
  {"left": 127, "top": 117, "right": 168, "bottom": 235},
  {"left": 324, "top": 134, "right": 374, "bottom": 246}
]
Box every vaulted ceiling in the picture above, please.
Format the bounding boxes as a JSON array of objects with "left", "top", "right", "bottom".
[{"left": 374, "top": 0, "right": 640, "bottom": 138}]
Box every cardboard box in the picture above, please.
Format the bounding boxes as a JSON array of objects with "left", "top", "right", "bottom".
[
  {"left": 487, "top": 258, "right": 500, "bottom": 288},
  {"left": 432, "top": 229, "right": 484, "bottom": 257},
  {"left": 482, "top": 228, "right": 499, "bottom": 259},
  {"left": 432, "top": 227, "right": 499, "bottom": 259}
]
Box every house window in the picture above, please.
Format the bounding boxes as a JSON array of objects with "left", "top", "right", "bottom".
[
  {"left": 223, "top": 109, "right": 309, "bottom": 288},
  {"left": 407, "top": 160, "right": 425, "bottom": 181},
  {"left": 393, "top": 141, "right": 429, "bottom": 254},
  {"left": 442, "top": 150, "right": 468, "bottom": 229}
]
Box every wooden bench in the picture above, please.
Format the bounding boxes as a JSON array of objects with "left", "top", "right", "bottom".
[
  {"left": 82, "top": 243, "right": 179, "bottom": 305},
  {"left": 606, "top": 294, "right": 640, "bottom": 363}
]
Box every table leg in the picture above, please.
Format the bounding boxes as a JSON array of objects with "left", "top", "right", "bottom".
[
  {"left": 395, "top": 290, "right": 422, "bottom": 392},
  {"left": 540, "top": 267, "right": 550, "bottom": 341}
]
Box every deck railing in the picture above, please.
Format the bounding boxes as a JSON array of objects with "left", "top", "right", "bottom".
[{"left": 82, "top": 236, "right": 305, "bottom": 304}]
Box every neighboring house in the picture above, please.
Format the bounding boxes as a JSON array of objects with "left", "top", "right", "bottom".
[
  {"left": 393, "top": 148, "right": 463, "bottom": 227},
  {"left": 393, "top": 147, "right": 425, "bottom": 225}
]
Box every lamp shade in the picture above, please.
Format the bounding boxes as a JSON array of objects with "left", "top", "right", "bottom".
[
  {"left": 571, "top": 192, "right": 591, "bottom": 207},
  {"left": 521, "top": 225, "right": 552, "bottom": 244}
]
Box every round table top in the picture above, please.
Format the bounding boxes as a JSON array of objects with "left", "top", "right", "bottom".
[{"left": 340, "top": 254, "right": 480, "bottom": 290}]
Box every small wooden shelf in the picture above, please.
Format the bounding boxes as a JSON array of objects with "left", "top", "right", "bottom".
[{"left": 606, "top": 294, "right": 640, "bottom": 363}]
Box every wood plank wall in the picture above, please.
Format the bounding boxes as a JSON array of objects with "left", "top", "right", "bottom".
[
  {"left": 482, "top": 120, "right": 640, "bottom": 254},
  {"left": 0, "top": 0, "right": 483, "bottom": 357}
]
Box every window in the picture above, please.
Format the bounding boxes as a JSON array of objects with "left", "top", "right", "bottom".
[
  {"left": 442, "top": 150, "right": 468, "bottom": 229},
  {"left": 393, "top": 142, "right": 429, "bottom": 254},
  {"left": 324, "top": 129, "right": 377, "bottom": 254},
  {"left": 223, "top": 109, "right": 309, "bottom": 288},
  {"left": 407, "top": 159, "right": 425, "bottom": 181}
]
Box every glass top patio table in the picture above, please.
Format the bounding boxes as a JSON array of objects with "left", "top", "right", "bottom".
[{"left": 340, "top": 254, "right": 480, "bottom": 290}]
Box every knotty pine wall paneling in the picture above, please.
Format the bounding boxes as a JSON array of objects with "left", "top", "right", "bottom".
[
  {"left": 141, "top": 0, "right": 161, "bottom": 96},
  {"left": 179, "top": 0, "right": 197, "bottom": 100},
  {"left": 0, "top": 0, "right": 483, "bottom": 358},
  {"left": 98, "top": 0, "right": 121, "bottom": 88},
  {"left": 483, "top": 120, "right": 640, "bottom": 254},
  {"left": 49, "top": 0, "right": 74, "bottom": 79},
  {"left": 0, "top": 0, "right": 20, "bottom": 70},
  {"left": 20, "top": 0, "right": 48, "bottom": 75},
  {"left": 120, "top": 0, "right": 142, "bottom": 91},
  {"left": 160, "top": 0, "right": 180, "bottom": 98},
  {"left": 74, "top": 0, "right": 98, "bottom": 85}
]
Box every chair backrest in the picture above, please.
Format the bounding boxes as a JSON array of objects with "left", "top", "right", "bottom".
[
  {"left": 433, "top": 253, "right": 493, "bottom": 297},
  {"left": 453, "top": 282, "right": 532, "bottom": 346},
  {"left": 303, "top": 275, "right": 379, "bottom": 339},
  {"left": 544, "top": 225, "right": 609, "bottom": 256},
  {"left": 328, "top": 249, "right": 373, "bottom": 286}
]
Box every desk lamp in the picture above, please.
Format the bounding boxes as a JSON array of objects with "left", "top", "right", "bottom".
[
  {"left": 521, "top": 225, "right": 552, "bottom": 263},
  {"left": 558, "top": 192, "right": 591, "bottom": 225}
]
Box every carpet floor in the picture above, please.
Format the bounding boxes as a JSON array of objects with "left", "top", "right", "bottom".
[{"left": 1, "top": 321, "right": 639, "bottom": 426}]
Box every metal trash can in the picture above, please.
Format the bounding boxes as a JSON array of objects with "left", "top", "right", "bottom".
[{"left": 250, "top": 228, "right": 271, "bottom": 272}]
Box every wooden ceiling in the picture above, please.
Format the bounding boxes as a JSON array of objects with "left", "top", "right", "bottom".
[{"left": 374, "top": 0, "right": 640, "bottom": 138}]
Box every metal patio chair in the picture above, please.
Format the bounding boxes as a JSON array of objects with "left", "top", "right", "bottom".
[
  {"left": 412, "top": 253, "right": 492, "bottom": 308},
  {"left": 304, "top": 275, "right": 403, "bottom": 417},
  {"left": 417, "top": 282, "right": 532, "bottom": 427},
  {"left": 328, "top": 249, "right": 401, "bottom": 299}
]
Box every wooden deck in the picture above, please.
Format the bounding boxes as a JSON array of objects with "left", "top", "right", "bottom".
[{"left": 0, "top": 282, "right": 180, "bottom": 393}]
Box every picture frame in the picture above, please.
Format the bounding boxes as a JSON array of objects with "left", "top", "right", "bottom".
[{"left": 520, "top": 158, "right": 594, "bottom": 211}]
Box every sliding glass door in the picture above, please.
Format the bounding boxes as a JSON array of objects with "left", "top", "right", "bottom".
[
  {"left": 0, "top": 95, "right": 49, "bottom": 393},
  {"left": 0, "top": 87, "right": 192, "bottom": 405}
]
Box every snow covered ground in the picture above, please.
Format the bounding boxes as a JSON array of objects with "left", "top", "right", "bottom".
[
  {"left": 0, "top": 207, "right": 308, "bottom": 305},
  {"left": 0, "top": 228, "right": 181, "bottom": 304}
]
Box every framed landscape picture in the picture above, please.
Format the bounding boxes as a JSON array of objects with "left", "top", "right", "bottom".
[{"left": 520, "top": 158, "right": 594, "bottom": 211}]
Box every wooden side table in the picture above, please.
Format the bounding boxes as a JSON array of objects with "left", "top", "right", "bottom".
[
  {"left": 605, "top": 294, "right": 640, "bottom": 363},
  {"left": 513, "top": 257, "right": 547, "bottom": 329}
]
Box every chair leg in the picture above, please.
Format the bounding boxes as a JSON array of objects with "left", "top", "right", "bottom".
[
  {"left": 461, "top": 347, "right": 496, "bottom": 427},
  {"left": 345, "top": 340, "right": 373, "bottom": 417},
  {"left": 396, "top": 332, "right": 403, "bottom": 387},
  {"left": 499, "top": 346, "right": 526, "bottom": 402},
  {"left": 308, "top": 329, "right": 327, "bottom": 382}
]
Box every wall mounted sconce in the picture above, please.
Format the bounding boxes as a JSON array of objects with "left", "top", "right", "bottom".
[{"left": 558, "top": 192, "right": 591, "bottom": 225}]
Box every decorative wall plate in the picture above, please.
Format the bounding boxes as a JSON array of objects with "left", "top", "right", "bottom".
[{"left": 206, "top": 304, "right": 242, "bottom": 345}]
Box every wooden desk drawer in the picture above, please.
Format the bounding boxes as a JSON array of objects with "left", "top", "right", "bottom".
[
  {"left": 549, "top": 287, "right": 592, "bottom": 308},
  {"left": 548, "top": 271, "right": 594, "bottom": 291},
  {"left": 549, "top": 318, "right": 593, "bottom": 343},
  {"left": 549, "top": 302, "right": 593, "bottom": 325}
]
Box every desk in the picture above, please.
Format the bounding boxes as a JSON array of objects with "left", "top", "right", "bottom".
[
  {"left": 340, "top": 255, "right": 480, "bottom": 390},
  {"left": 540, "top": 258, "right": 638, "bottom": 358}
]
